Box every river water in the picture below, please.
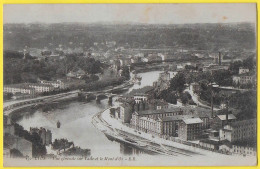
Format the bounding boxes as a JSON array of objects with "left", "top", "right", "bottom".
[
  {"left": 14, "top": 70, "right": 258, "bottom": 166},
  {"left": 17, "top": 71, "right": 176, "bottom": 157}
]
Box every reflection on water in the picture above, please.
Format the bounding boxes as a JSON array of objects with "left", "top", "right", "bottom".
[{"left": 17, "top": 71, "right": 174, "bottom": 157}]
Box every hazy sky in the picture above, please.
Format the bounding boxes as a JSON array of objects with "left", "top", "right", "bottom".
[{"left": 4, "top": 3, "right": 256, "bottom": 24}]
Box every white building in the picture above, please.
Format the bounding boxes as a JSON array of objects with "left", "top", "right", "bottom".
[
  {"left": 239, "top": 67, "right": 250, "bottom": 74},
  {"left": 133, "top": 94, "right": 148, "bottom": 103},
  {"left": 40, "top": 79, "right": 69, "bottom": 89},
  {"left": 4, "top": 84, "right": 35, "bottom": 95},
  {"left": 28, "top": 83, "right": 54, "bottom": 93}
]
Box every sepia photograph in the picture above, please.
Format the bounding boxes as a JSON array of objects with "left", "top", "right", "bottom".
[{"left": 3, "top": 3, "right": 257, "bottom": 166}]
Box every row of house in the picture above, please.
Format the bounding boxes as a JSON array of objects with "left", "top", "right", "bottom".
[
  {"left": 4, "top": 83, "right": 54, "bottom": 96},
  {"left": 4, "top": 78, "right": 85, "bottom": 97}
]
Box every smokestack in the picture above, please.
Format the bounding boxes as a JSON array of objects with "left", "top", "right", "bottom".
[
  {"left": 226, "top": 102, "right": 229, "bottom": 125},
  {"left": 218, "top": 52, "right": 222, "bottom": 66}
]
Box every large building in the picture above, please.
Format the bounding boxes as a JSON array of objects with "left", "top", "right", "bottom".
[
  {"left": 178, "top": 118, "right": 203, "bottom": 141},
  {"left": 211, "top": 114, "right": 236, "bottom": 130},
  {"left": 4, "top": 83, "right": 55, "bottom": 95},
  {"left": 137, "top": 107, "right": 183, "bottom": 119},
  {"left": 131, "top": 112, "right": 210, "bottom": 138},
  {"left": 40, "top": 79, "right": 69, "bottom": 89},
  {"left": 28, "top": 83, "right": 54, "bottom": 93},
  {"left": 138, "top": 116, "right": 163, "bottom": 135},
  {"left": 219, "top": 119, "right": 256, "bottom": 142},
  {"left": 117, "top": 103, "right": 134, "bottom": 123},
  {"left": 4, "top": 84, "right": 35, "bottom": 95}
]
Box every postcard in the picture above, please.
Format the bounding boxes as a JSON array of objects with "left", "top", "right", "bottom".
[{"left": 3, "top": 3, "right": 257, "bottom": 166}]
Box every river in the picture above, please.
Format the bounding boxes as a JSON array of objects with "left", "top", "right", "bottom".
[{"left": 17, "top": 71, "right": 176, "bottom": 157}]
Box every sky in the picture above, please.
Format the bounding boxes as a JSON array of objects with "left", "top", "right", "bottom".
[{"left": 4, "top": 3, "right": 256, "bottom": 24}]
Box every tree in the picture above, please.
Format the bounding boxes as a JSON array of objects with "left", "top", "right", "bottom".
[
  {"left": 158, "top": 90, "right": 177, "bottom": 104},
  {"left": 170, "top": 72, "right": 186, "bottom": 93},
  {"left": 121, "top": 66, "right": 130, "bottom": 80},
  {"left": 180, "top": 92, "right": 191, "bottom": 105},
  {"left": 212, "top": 70, "right": 233, "bottom": 86}
]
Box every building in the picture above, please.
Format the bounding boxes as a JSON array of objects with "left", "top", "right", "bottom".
[
  {"left": 161, "top": 115, "right": 194, "bottom": 137},
  {"left": 233, "top": 72, "right": 255, "bottom": 85},
  {"left": 239, "top": 67, "right": 250, "bottom": 74},
  {"left": 4, "top": 84, "right": 35, "bottom": 95},
  {"left": 116, "top": 102, "right": 134, "bottom": 123},
  {"left": 178, "top": 118, "right": 203, "bottom": 141},
  {"left": 231, "top": 141, "right": 256, "bottom": 156},
  {"left": 130, "top": 112, "right": 163, "bottom": 135},
  {"left": 148, "top": 99, "right": 169, "bottom": 110},
  {"left": 147, "top": 53, "right": 162, "bottom": 62},
  {"left": 202, "top": 64, "right": 229, "bottom": 73},
  {"left": 124, "top": 86, "right": 154, "bottom": 102},
  {"left": 219, "top": 119, "right": 256, "bottom": 142},
  {"left": 199, "top": 139, "right": 220, "bottom": 151},
  {"left": 40, "top": 79, "right": 69, "bottom": 89},
  {"left": 28, "top": 83, "right": 54, "bottom": 93},
  {"left": 137, "top": 107, "right": 184, "bottom": 119},
  {"left": 211, "top": 114, "right": 236, "bottom": 130},
  {"left": 133, "top": 94, "right": 148, "bottom": 103},
  {"left": 30, "top": 127, "right": 52, "bottom": 145},
  {"left": 138, "top": 116, "right": 163, "bottom": 135}
]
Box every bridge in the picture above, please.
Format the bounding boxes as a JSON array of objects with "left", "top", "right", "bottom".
[
  {"left": 78, "top": 91, "right": 117, "bottom": 104},
  {"left": 3, "top": 91, "right": 79, "bottom": 116}
]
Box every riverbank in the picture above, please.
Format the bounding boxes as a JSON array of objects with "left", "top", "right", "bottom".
[{"left": 92, "top": 107, "right": 256, "bottom": 166}]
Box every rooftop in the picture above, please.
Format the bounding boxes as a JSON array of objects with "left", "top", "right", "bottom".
[
  {"left": 138, "top": 107, "right": 184, "bottom": 115},
  {"left": 183, "top": 117, "right": 203, "bottom": 124},
  {"left": 162, "top": 115, "right": 194, "bottom": 122},
  {"left": 217, "top": 114, "right": 236, "bottom": 121}
]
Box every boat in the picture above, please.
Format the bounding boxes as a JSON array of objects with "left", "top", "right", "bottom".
[{"left": 57, "top": 121, "right": 61, "bottom": 128}]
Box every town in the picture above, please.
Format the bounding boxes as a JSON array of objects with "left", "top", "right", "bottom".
[{"left": 3, "top": 21, "right": 256, "bottom": 165}]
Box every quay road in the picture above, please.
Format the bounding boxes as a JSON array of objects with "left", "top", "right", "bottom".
[{"left": 92, "top": 109, "right": 201, "bottom": 157}]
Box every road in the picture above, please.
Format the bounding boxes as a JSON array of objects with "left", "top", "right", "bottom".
[{"left": 184, "top": 85, "right": 220, "bottom": 111}]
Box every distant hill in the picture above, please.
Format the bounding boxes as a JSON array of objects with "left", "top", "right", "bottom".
[{"left": 4, "top": 22, "right": 256, "bottom": 52}]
